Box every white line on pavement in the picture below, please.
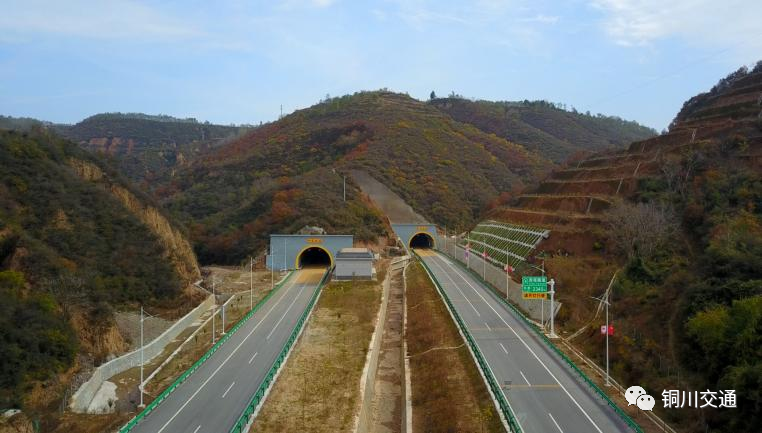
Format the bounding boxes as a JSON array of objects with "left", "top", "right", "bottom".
[
  {"left": 499, "top": 343, "right": 508, "bottom": 354},
  {"left": 155, "top": 275, "right": 301, "bottom": 433},
  {"left": 429, "top": 259, "right": 481, "bottom": 317},
  {"left": 520, "top": 371, "right": 531, "bottom": 386},
  {"left": 549, "top": 412, "right": 564, "bottom": 433},
  {"left": 484, "top": 322, "right": 492, "bottom": 332},
  {"left": 248, "top": 352, "right": 258, "bottom": 365},
  {"left": 435, "top": 255, "right": 604, "bottom": 433},
  {"left": 192, "top": 425, "right": 201, "bottom": 433},
  {"left": 266, "top": 284, "right": 304, "bottom": 340},
  {"left": 221, "top": 381, "right": 235, "bottom": 399}
]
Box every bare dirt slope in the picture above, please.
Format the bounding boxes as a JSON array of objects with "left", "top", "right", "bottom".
[{"left": 350, "top": 170, "right": 427, "bottom": 224}]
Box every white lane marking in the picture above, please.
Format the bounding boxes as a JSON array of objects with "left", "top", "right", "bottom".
[
  {"left": 548, "top": 412, "right": 564, "bottom": 433},
  {"left": 248, "top": 352, "right": 258, "bottom": 365},
  {"left": 484, "top": 322, "right": 492, "bottom": 332},
  {"left": 156, "top": 278, "right": 303, "bottom": 433},
  {"left": 428, "top": 259, "right": 481, "bottom": 317},
  {"left": 266, "top": 284, "right": 304, "bottom": 340},
  {"left": 221, "top": 381, "right": 235, "bottom": 398},
  {"left": 192, "top": 425, "right": 201, "bottom": 433},
  {"left": 435, "top": 255, "right": 604, "bottom": 433},
  {"left": 499, "top": 343, "right": 508, "bottom": 354},
  {"left": 520, "top": 370, "right": 531, "bottom": 386}
]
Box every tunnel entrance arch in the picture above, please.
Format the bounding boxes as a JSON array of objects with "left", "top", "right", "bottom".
[
  {"left": 296, "top": 246, "right": 333, "bottom": 268},
  {"left": 409, "top": 232, "right": 435, "bottom": 249}
]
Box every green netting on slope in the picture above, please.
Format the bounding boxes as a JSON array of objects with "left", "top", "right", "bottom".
[{"left": 458, "top": 220, "right": 550, "bottom": 268}]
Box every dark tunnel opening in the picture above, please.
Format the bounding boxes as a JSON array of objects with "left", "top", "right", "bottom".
[
  {"left": 298, "top": 247, "right": 331, "bottom": 268},
  {"left": 409, "top": 233, "right": 434, "bottom": 249}
]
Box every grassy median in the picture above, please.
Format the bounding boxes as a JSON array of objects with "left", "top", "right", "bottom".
[
  {"left": 406, "top": 261, "right": 505, "bottom": 433},
  {"left": 253, "top": 275, "right": 382, "bottom": 432}
]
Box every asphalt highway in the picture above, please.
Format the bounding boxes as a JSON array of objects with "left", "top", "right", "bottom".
[
  {"left": 417, "top": 250, "right": 633, "bottom": 433},
  {"left": 130, "top": 267, "right": 326, "bottom": 433}
]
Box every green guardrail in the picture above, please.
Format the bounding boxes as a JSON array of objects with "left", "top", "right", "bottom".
[
  {"left": 229, "top": 267, "right": 332, "bottom": 433},
  {"left": 118, "top": 271, "right": 295, "bottom": 433},
  {"left": 439, "top": 250, "right": 643, "bottom": 433},
  {"left": 415, "top": 253, "right": 523, "bottom": 433}
]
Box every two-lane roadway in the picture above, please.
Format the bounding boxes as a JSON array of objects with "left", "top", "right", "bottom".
[
  {"left": 417, "top": 250, "right": 634, "bottom": 433},
  {"left": 130, "top": 267, "right": 326, "bottom": 433}
]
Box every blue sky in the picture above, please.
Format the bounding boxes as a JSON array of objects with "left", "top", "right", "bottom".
[{"left": 1, "top": 0, "right": 760, "bottom": 130}]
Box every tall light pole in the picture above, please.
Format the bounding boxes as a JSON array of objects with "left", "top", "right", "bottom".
[
  {"left": 250, "top": 256, "right": 254, "bottom": 310},
  {"left": 592, "top": 291, "right": 612, "bottom": 386},
  {"left": 343, "top": 175, "right": 346, "bottom": 202},
  {"left": 139, "top": 306, "right": 145, "bottom": 408},
  {"left": 270, "top": 243, "right": 274, "bottom": 292},
  {"left": 212, "top": 276, "right": 216, "bottom": 344},
  {"left": 548, "top": 278, "right": 557, "bottom": 338}
]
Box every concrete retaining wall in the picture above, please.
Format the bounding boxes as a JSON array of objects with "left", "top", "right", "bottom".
[
  {"left": 70, "top": 295, "right": 215, "bottom": 413},
  {"left": 437, "top": 239, "right": 560, "bottom": 323}
]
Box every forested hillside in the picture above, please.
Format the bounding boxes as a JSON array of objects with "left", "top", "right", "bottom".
[
  {"left": 487, "top": 63, "right": 762, "bottom": 433},
  {"left": 0, "top": 128, "right": 200, "bottom": 411},
  {"left": 431, "top": 98, "right": 656, "bottom": 162},
  {"left": 55, "top": 113, "right": 252, "bottom": 183},
  {"left": 159, "top": 91, "right": 550, "bottom": 264}
]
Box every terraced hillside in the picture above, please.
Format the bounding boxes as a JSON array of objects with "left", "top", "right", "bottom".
[{"left": 486, "top": 63, "right": 762, "bottom": 433}]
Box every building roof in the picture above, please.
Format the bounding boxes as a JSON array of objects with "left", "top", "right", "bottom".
[{"left": 336, "top": 247, "right": 374, "bottom": 260}]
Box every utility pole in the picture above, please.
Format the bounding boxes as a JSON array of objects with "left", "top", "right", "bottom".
[
  {"left": 549, "top": 278, "right": 557, "bottom": 338},
  {"left": 270, "top": 243, "right": 274, "bottom": 291},
  {"left": 466, "top": 232, "right": 470, "bottom": 269},
  {"left": 139, "top": 306, "right": 145, "bottom": 408},
  {"left": 343, "top": 175, "right": 346, "bottom": 202},
  {"left": 250, "top": 256, "right": 254, "bottom": 310}
]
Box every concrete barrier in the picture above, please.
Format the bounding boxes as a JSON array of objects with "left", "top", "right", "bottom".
[{"left": 70, "top": 295, "right": 214, "bottom": 413}]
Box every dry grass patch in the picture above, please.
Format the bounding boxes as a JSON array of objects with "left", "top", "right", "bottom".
[
  {"left": 406, "top": 262, "right": 505, "bottom": 433},
  {"left": 253, "top": 278, "right": 381, "bottom": 432}
]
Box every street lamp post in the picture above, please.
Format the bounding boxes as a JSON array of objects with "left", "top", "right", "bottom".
[
  {"left": 139, "top": 306, "right": 145, "bottom": 408},
  {"left": 592, "top": 291, "right": 612, "bottom": 386},
  {"left": 548, "top": 278, "right": 557, "bottom": 338},
  {"left": 250, "top": 256, "right": 254, "bottom": 310},
  {"left": 212, "top": 277, "right": 216, "bottom": 344}
]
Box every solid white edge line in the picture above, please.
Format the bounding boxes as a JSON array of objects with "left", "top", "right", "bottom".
[
  {"left": 221, "top": 381, "right": 236, "bottom": 399},
  {"left": 155, "top": 277, "right": 301, "bottom": 433},
  {"left": 248, "top": 352, "right": 258, "bottom": 365},
  {"left": 549, "top": 412, "right": 564, "bottom": 433},
  {"left": 435, "top": 254, "right": 604, "bottom": 433}
]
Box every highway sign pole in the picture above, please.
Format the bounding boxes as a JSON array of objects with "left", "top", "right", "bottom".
[{"left": 549, "top": 278, "right": 557, "bottom": 338}]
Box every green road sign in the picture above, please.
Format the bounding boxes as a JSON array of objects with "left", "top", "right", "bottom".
[{"left": 522, "top": 275, "right": 547, "bottom": 293}]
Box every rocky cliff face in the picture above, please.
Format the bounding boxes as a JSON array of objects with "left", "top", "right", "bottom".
[{"left": 68, "top": 158, "right": 201, "bottom": 287}]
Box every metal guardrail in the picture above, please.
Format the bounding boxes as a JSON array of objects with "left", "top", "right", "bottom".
[
  {"left": 415, "top": 253, "right": 523, "bottom": 433},
  {"left": 440, "top": 252, "right": 643, "bottom": 433},
  {"left": 229, "top": 267, "right": 332, "bottom": 433},
  {"left": 118, "top": 271, "right": 295, "bottom": 433}
]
